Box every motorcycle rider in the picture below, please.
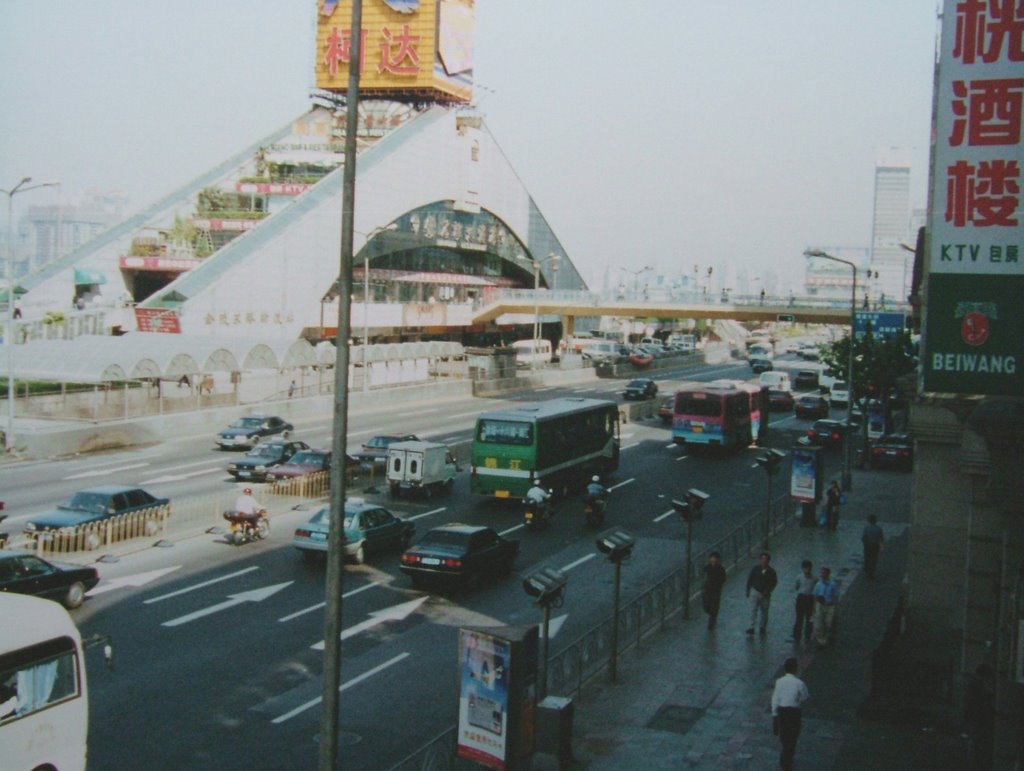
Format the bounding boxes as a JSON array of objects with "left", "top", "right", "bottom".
[
  {"left": 586, "top": 475, "right": 607, "bottom": 502},
  {"left": 233, "top": 487, "right": 265, "bottom": 522},
  {"left": 525, "top": 480, "right": 552, "bottom": 518}
]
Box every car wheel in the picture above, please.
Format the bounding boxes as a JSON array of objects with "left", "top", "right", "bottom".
[
  {"left": 64, "top": 581, "right": 87, "bottom": 609},
  {"left": 353, "top": 543, "right": 366, "bottom": 565},
  {"left": 251, "top": 436, "right": 260, "bottom": 447},
  {"left": 84, "top": 532, "right": 102, "bottom": 551}
]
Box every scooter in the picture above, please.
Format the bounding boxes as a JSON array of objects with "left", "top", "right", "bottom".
[
  {"left": 524, "top": 491, "right": 554, "bottom": 530},
  {"left": 223, "top": 509, "right": 269, "bottom": 545},
  {"left": 583, "top": 491, "right": 608, "bottom": 528}
]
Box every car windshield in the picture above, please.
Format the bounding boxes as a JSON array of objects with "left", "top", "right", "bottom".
[
  {"left": 288, "top": 451, "right": 323, "bottom": 465},
  {"left": 421, "top": 531, "right": 471, "bottom": 548},
  {"left": 246, "top": 445, "right": 281, "bottom": 458},
  {"left": 309, "top": 507, "right": 329, "bottom": 525},
  {"left": 65, "top": 492, "right": 109, "bottom": 513},
  {"left": 627, "top": 380, "right": 647, "bottom": 388},
  {"left": 833, "top": 382, "right": 848, "bottom": 390},
  {"left": 230, "top": 417, "right": 263, "bottom": 429}
]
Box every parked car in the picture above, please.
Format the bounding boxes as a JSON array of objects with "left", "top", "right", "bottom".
[
  {"left": 767, "top": 389, "right": 795, "bottom": 411},
  {"left": 798, "top": 343, "right": 821, "bottom": 360},
  {"left": 794, "top": 394, "right": 830, "bottom": 420},
  {"left": 24, "top": 486, "right": 171, "bottom": 538},
  {"left": 794, "top": 370, "right": 820, "bottom": 391},
  {"left": 829, "top": 381, "right": 851, "bottom": 406},
  {"left": 266, "top": 449, "right": 331, "bottom": 482},
  {"left": 623, "top": 378, "right": 658, "bottom": 400},
  {"left": 0, "top": 550, "right": 100, "bottom": 609},
  {"left": 228, "top": 440, "right": 310, "bottom": 482},
  {"left": 870, "top": 433, "right": 914, "bottom": 470},
  {"left": 400, "top": 524, "right": 519, "bottom": 589},
  {"left": 293, "top": 500, "right": 414, "bottom": 564},
  {"left": 358, "top": 434, "right": 420, "bottom": 462},
  {"left": 658, "top": 396, "right": 674, "bottom": 425},
  {"left": 749, "top": 357, "right": 773, "bottom": 374},
  {"left": 216, "top": 414, "right": 293, "bottom": 450},
  {"left": 804, "top": 419, "right": 847, "bottom": 449}
]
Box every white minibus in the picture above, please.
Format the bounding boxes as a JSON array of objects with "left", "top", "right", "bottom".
[{"left": 512, "top": 339, "right": 552, "bottom": 367}]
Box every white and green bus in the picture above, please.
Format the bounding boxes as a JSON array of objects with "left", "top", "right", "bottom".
[
  {"left": 471, "top": 398, "right": 620, "bottom": 499},
  {"left": 1, "top": 593, "right": 89, "bottom": 771}
]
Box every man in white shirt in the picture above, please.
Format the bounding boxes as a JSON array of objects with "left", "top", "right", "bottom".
[
  {"left": 234, "top": 488, "right": 264, "bottom": 519},
  {"left": 771, "top": 657, "right": 810, "bottom": 770}
]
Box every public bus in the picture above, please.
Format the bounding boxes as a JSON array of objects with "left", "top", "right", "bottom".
[
  {"left": 1, "top": 593, "right": 89, "bottom": 771},
  {"left": 671, "top": 382, "right": 759, "bottom": 451},
  {"left": 705, "top": 379, "right": 768, "bottom": 445},
  {"left": 471, "top": 398, "right": 620, "bottom": 499}
]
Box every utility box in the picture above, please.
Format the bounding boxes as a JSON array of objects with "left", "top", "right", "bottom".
[
  {"left": 386, "top": 440, "right": 458, "bottom": 498},
  {"left": 535, "top": 695, "right": 574, "bottom": 768}
]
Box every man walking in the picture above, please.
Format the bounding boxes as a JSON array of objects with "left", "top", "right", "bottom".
[
  {"left": 771, "top": 657, "right": 810, "bottom": 771},
  {"left": 825, "top": 480, "right": 842, "bottom": 531},
  {"left": 746, "top": 552, "right": 778, "bottom": 636},
  {"left": 790, "top": 560, "right": 816, "bottom": 642},
  {"left": 812, "top": 567, "right": 839, "bottom": 649},
  {"left": 862, "top": 515, "right": 885, "bottom": 579},
  {"left": 701, "top": 551, "right": 727, "bottom": 630}
]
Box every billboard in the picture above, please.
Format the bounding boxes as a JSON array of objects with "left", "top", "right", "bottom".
[
  {"left": 922, "top": 1, "right": 1023, "bottom": 395},
  {"left": 854, "top": 311, "right": 911, "bottom": 340},
  {"left": 315, "top": 0, "right": 474, "bottom": 103}
]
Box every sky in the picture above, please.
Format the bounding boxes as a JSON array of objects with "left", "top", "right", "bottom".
[{"left": 0, "top": 1, "right": 940, "bottom": 290}]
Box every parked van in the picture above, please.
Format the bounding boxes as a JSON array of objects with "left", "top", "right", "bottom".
[
  {"left": 758, "top": 371, "right": 791, "bottom": 392},
  {"left": 386, "top": 441, "right": 458, "bottom": 498},
  {"left": 667, "top": 333, "right": 697, "bottom": 352},
  {"left": 512, "top": 339, "right": 552, "bottom": 367},
  {"left": 579, "top": 340, "right": 621, "bottom": 361}
]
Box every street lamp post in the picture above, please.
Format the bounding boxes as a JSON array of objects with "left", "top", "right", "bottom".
[
  {"left": 532, "top": 253, "right": 560, "bottom": 370},
  {"left": 621, "top": 265, "right": 652, "bottom": 301},
  {"left": 804, "top": 249, "right": 856, "bottom": 491},
  {"left": 2, "top": 177, "right": 59, "bottom": 451}
]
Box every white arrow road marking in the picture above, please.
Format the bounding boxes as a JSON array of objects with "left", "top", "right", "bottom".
[
  {"left": 543, "top": 614, "right": 568, "bottom": 640},
  {"left": 88, "top": 566, "right": 182, "bottom": 596},
  {"left": 664, "top": 442, "right": 677, "bottom": 449},
  {"left": 140, "top": 467, "right": 226, "bottom": 484},
  {"left": 162, "top": 581, "right": 293, "bottom": 627},
  {"left": 64, "top": 462, "right": 150, "bottom": 480},
  {"left": 407, "top": 506, "right": 446, "bottom": 522},
  {"left": 271, "top": 653, "right": 410, "bottom": 724},
  {"left": 560, "top": 553, "right": 595, "bottom": 572},
  {"left": 654, "top": 509, "right": 676, "bottom": 522},
  {"left": 310, "top": 596, "right": 428, "bottom": 649},
  {"left": 609, "top": 478, "right": 634, "bottom": 491},
  {"left": 278, "top": 581, "right": 383, "bottom": 623},
  {"left": 144, "top": 566, "right": 259, "bottom": 604}
]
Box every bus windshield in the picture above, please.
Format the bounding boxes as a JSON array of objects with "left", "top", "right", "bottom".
[
  {"left": 476, "top": 419, "right": 533, "bottom": 446},
  {"left": 677, "top": 395, "right": 722, "bottom": 418}
]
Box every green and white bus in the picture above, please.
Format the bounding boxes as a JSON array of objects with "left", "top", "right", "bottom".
[{"left": 471, "top": 398, "right": 620, "bottom": 499}]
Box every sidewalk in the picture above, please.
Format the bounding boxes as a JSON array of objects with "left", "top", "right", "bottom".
[{"left": 555, "top": 469, "right": 970, "bottom": 770}]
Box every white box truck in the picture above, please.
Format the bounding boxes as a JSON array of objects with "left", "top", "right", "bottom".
[{"left": 386, "top": 441, "right": 458, "bottom": 498}]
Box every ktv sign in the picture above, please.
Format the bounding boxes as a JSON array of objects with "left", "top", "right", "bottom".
[{"left": 923, "top": 0, "right": 1023, "bottom": 396}]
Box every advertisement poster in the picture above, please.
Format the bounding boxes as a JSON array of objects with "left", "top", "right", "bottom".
[
  {"left": 457, "top": 628, "right": 510, "bottom": 769},
  {"left": 790, "top": 446, "right": 818, "bottom": 503}
]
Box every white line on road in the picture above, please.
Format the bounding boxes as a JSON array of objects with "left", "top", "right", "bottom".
[
  {"left": 271, "top": 653, "right": 411, "bottom": 724},
  {"left": 500, "top": 523, "right": 525, "bottom": 536},
  {"left": 621, "top": 443, "right": 638, "bottom": 451},
  {"left": 674, "top": 454, "right": 690, "bottom": 462},
  {"left": 278, "top": 581, "right": 384, "bottom": 623},
  {"left": 608, "top": 478, "right": 635, "bottom": 491},
  {"left": 162, "top": 581, "right": 292, "bottom": 627},
  {"left": 561, "top": 553, "right": 596, "bottom": 572},
  {"left": 448, "top": 409, "right": 485, "bottom": 419},
  {"left": 407, "top": 507, "right": 446, "bottom": 522},
  {"left": 143, "top": 566, "right": 259, "bottom": 604},
  {"left": 141, "top": 467, "right": 226, "bottom": 485},
  {"left": 534, "top": 386, "right": 558, "bottom": 392},
  {"left": 64, "top": 462, "right": 151, "bottom": 480},
  {"left": 653, "top": 509, "right": 676, "bottom": 522},
  {"left": 348, "top": 427, "right": 384, "bottom": 438},
  {"left": 664, "top": 443, "right": 676, "bottom": 449},
  {"left": 394, "top": 408, "right": 440, "bottom": 417}
]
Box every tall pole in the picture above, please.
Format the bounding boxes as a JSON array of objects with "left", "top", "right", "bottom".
[
  {"left": 532, "top": 259, "right": 539, "bottom": 371},
  {"left": 321, "top": 0, "right": 361, "bottom": 766},
  {"left": 610, "top": 561, "right": 622, "bottom": 683},
  {"left": 683, "top": 518, "right": 693, "bottom": 619},
  {"left": 363, "top": 254, "right": 369, "bottom": 392},
  {"left": 540, "top": 603, "right": 551, "bottom": 699}
]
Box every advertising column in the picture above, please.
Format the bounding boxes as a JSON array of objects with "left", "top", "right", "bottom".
[{"left": 922, "top": 1, "right": 1023, "bottom": 395}]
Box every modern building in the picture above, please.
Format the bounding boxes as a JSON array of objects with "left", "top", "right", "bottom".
[
  {"left": 869, "top": 147, "right": 912, "bottom": 305},
  {"left": 803, "top": 246, "right": 870, "bottom": 300},
  {"left": 21, "top": 190, "right": 127, "bottom": 274}
]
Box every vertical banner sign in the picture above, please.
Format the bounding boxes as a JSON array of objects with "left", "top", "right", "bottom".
[
  {"left": 458, "top": 628, "right": 511, "bottom": 769},
  {"left": 923, "top": 1, "right": 1023, "bottom": 395},
  {"left": 790, "top": 445, "right": 821, "bottom": 503}
]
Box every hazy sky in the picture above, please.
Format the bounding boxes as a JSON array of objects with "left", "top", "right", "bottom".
[{"left": 1, "top": 1, "right": 940, "bottom": 288}]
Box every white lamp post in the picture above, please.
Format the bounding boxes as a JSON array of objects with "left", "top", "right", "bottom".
[
  {"left": 2, "top": 177, "right": 59, "bottom": 451},
  {"left": 804, "top": 248, "right": 856, "bottom": 491},
  {"left": 532, "top": 253, "right": 560, "bottom": 370}
]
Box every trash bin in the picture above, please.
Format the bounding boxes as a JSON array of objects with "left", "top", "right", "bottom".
[{"left": 535, "top": 695, "right": 574, "bottom": 768}]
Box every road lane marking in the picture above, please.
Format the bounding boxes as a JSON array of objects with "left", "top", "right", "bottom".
[
  {"left": 144, "top": 566, "right": 259, "bottom": 604},
  {"left": 141, "top": 467, "right": 226, "bottom": 484},
  {"left": 278, "top": 581, "right": 384, "bottom": 623},
  {"left": 162, "top": 581, "right": 293, "bottom": 627},
  {"left": 271, "top": 653, "right": 410, "bottom": 724},
  {"left": 407, "top": 507, "right": 446, "bottom": 522},
  {"left": 608, "top": 478, "right": 634, "bottom": 491},
  {"left": 653, "top": 509, "right": 676, "bottom": 522},
  {"left": 674, "top": 454, "right": 690, "bottom": 462},
  {"left": 561, "top": 553, "right": 596, "bottom": 572},
  {"left": 88, "top": 566, "right": 182, "bottom": 596},
  {"left": 310, "top": 596, "right": 428, "bottom": 649},
  {"left": 500, "top": 524, "right": 525, "bottom": 535},
  {"left": 449, "top": 409, "right": 485, "bottom": 419},
  {"left": 394, "top": 408, "right": 440, "bottom": 417},
  {"left": 64, "top": 462, "right": 150, "bottom": 480},
  {"left": 621, "top": 443, "right": 638, "bottom": 451}
]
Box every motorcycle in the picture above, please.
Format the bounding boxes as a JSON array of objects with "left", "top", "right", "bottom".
[
  {"left": 223, "top": 509, "right": 269, "bottom": 545},
  {"left": 583, "top": 490, "right": 608, "bottom": 528},
  {"left": 523, "top": 490, "right": 554, "bottom": 530}
]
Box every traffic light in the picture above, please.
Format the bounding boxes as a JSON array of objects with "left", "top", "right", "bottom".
[
  {"left": 522, "top": 567, "right": 567, "bottom": 607},
  {"left": 753, "top": 449, "right": 786, "bottom": 475}
]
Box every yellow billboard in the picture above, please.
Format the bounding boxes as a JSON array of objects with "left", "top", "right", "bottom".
[{"left": 316, "top": 0, "right": 474, "bottom": 103}]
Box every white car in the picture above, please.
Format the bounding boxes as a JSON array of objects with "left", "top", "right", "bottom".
[{"left": 829, "top": 381, "right": 850, "bottom": 406}]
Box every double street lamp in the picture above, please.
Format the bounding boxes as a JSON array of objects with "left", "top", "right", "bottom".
[
  {"left": 803, "top": 248, "right": 855, "bottom": 491},
  {"left": 3, "top": 177, "right": 59, "bottom": 451}
]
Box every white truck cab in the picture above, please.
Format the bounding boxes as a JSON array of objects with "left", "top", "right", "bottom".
[
  {"left": 386, "top": 441, "right": 458, "bottom": 498},
  {"left": 758, "top": 371, "right": 791, "bottom": 392}
]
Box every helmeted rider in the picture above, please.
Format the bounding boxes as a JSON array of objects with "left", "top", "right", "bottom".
[
  {"left": 586, "top": 475, "right": 607, "bottom": 501},
  {"left": 525, "top": 480, "right": 551, "bottom": 512},
  {"left": 233, "top": 487, "right": 264, "bottom": 520}
]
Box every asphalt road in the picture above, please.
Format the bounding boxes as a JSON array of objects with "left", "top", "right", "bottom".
[{"left": 6, "top": 352, "right": 843, "bottom": 770}]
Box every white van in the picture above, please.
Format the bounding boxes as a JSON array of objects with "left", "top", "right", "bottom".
[
  {"left": 758, "top": 371, "right": 791, "bottom": 392},
  {"left": 667, "top": 333, "right": 697, "bottom": 352},
  {"left": 386, "top": 441, "right": 458, "bottom": 497},
  {"left": 579, "top": 340, "right": 620, "bottom": 361},
  {"left": 512, "top": 339, "right": 552, "bottom": 367}
]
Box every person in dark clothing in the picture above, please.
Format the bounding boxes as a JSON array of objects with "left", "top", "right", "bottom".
[
  {"left": 861, "top": 515, "right": 885, "bottom": 578},
  {"left": 746, "top": 552, "right": 778, "bottom": 635},
  {"left": 825, "top": 481, "right": 842, "bottom": 530},
  {"left": 701, "top": 551, "right": 727, "bottom": 630},
  {"left": 790, "top": 560, "right": 816, "bottom": 642}
]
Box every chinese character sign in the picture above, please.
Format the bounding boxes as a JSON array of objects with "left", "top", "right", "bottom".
[
  {"left": 457, "top": 628, "right": 510, "bottom": 769},
  {"left": 923, "top": 0, "right": 1024, "bottom": 395},
  {"left": 315, "top": 0, "right": 475, "bottom": 103}
]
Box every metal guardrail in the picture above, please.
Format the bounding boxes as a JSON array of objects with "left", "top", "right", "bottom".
[{"left": 390, "top": 491, "right": 794, "bottom": 770}]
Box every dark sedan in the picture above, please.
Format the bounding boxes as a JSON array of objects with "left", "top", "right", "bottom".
[
  {"left": 794, "top": 394, "right": 830, "bottom": 420},
  {"left": 870, "top": 433, "right": 913, "bottom": 470},
  {"left": 767, "top": 389, "right": 795, "bottom": 411},
  {"left": 794, "top": 370, "right": 820, "bottom": 391},
  {"left": 267, "top": 449, "right": 331, "bottom": 482},
  {"left": 24, "top": 486, "right": 171, "bottom": 538},
  {"left": 228, "top": 440, "right": 310, "bottom": 481},
  {"left": 623, "top": 378, "right": 658, "bottom": 400},
  {"left": 749, "top": 357, "right": 773, "bottom": 374},
  {"left": 400, "top": 524, "right": 519, "bottom": 589},
  {"left": 215, "top": 414, "right": 293, "bottom": 450},
  {"left": 804, "top": 419, "right": 847, "bottom": 449},
  {"left": 359, "top": 434, "right": 420, "bottom": 462},
  {"left": 0, "top": 550, "right": 100, "bottom": 609}
]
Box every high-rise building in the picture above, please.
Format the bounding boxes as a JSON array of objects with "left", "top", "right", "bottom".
[
  {"left": 869, "top": 148, "right": 912, "bottom": 305},
  {"left": 22, "top": 189, "right": 127, "bottom": 274}
]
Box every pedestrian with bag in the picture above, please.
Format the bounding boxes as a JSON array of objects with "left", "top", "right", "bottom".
[
  {"left": 746, "top": 552, "right": 778, "bottom": 636},
  {"left": 790, "top": 559, "right": 816, "bottom": 642},
  {"left": 771, "top": 656, "right": 810, "bottom": 771},
  {"left": 701, "top": 551, "right": 727, "bottom": 630}
]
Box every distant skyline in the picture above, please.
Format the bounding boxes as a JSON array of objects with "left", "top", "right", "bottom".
[{"left": 1, "top": 2, "right": 940, "bottom": 290}]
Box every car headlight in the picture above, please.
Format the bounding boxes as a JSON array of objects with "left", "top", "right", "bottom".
[
  {"left": 228, "top": 464, "right": 238, "bottom": 471},
  {"left": 25, "top": 522, "right": 37, "bottom": 532},
  {"left": 255, "top": 465, "right": 267, "bottom": 473}
]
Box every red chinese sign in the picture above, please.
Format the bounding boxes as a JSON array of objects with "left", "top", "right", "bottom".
[{"left": 135, "top": 308, "right": 182, "bottom": 334}]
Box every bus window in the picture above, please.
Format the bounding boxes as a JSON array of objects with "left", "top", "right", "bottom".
[{"left": 477, "top": 419, "right": 533, "bottom": 446}]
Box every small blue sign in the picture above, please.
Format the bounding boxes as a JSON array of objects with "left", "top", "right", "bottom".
[{"left": 854, "top": 312, "right": 910, "bottom": 340}]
